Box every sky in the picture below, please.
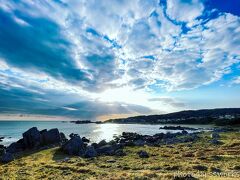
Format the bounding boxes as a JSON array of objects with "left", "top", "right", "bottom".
[{"left": 0, "top": 0, "right": 240, "bottom": 121}]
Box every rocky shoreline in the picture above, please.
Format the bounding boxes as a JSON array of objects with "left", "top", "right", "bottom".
[{"left": 0, "top": 126, "right": 237, "bottom": 163}]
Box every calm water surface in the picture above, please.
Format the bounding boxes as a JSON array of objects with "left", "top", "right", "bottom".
[{"left": 0, "top": 121, "right": 215, "bottom": 146}]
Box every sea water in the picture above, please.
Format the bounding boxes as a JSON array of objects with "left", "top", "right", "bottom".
[{"left": 0, "top": 121, "right": 214, "bottom": 146}]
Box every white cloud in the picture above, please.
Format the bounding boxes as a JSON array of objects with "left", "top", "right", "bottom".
[
  {"left": 232, "top": 77, "right": 240, "bottom": 84},
  {"left": 166, "top": 0, "right": 204, "bottom": 24},
  {"left": 0, "top": 0, "right": 240, "bottom": 117}
]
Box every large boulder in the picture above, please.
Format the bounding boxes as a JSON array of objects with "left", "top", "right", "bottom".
[
  {"left": 0, "top": 145, "right": 6, "bottom": 156},
  {"left": 62, "top": 136, "right": 85, "bottom": 156},
  {"left": 1, "top": 152, "right": 14, "bottom": 163},
  {"left": 60, "top": 132, "right": 68, "bottom": 143},
  {"left": 84, "top": 146, "right": 97, "bottom": 158},
  {"left": 23, "top": 127, "right": 41, "bottom": 148},
  {"left": 97, "top": 140, "right": 108, "bottom": 148},
  {"left": 6, "top": 139, "right": 25, "bottom": 153},
  {"left": 96, "top": 144, "right": 115, "bottom": 155},
  {"left": 42, "top": 128, "right": 61, "bottom": 145}
]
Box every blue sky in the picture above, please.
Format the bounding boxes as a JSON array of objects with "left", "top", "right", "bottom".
[{"left": 0, "top": 0, "right": 239, "bottom": 120}]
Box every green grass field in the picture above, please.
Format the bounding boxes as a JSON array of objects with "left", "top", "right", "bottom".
[{"left": 0, "top": 131, "right": 240, "bottom": 180}]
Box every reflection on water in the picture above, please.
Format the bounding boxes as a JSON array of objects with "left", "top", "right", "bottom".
[{"left": 93, "top": 124, "right": 119, "bottom": 142}]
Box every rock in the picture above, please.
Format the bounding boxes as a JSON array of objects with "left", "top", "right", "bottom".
[
  {"left": 182, "top": 130, "right": 188, "bottom": 135},
  {"left": 213, "top": 127, "right": 235, "bottom": 133},
  {"left": 106, "top": 159, "right": 116, "bottom": 163},
  {"left": 84, "top": 146, "right": 97, "bottom": 158},
  {"left": 82, "top": 137, "right": 90, "bottom": 143},
  {"left": 209, "top": 139, "right": 223, "bottom": 145},
  {"left": 115, "top": 149, "right": 126, "bottom": 156},
  {"left": 69, "top": 133, "right": 80, "bottom": 139},
  {"left": 159, "top": 126, "right": 197, "bottom": 131},
  {"left": 0, "top": 137, "right": 4, "bottom": 142},
  {"left": 165, "top": 166, "right": 180, "bottom": 171},
  {"left": 23, "top": 127, "right": 41, "bottom": 148},
  {"left": 1, "top": 152, "right": 14, "bottom": 163},
  {"left": 233, "top": 165, "right": 240, "bottom": 170},
  {"left": 42, "top": 128, "right": 61, "bottom": 145},
  {"left": 133, "top": 139, "right": 145, "bottom": 146},
  {"left": 137, "top": 150, "right": 149, "bottom": 158},
  {"left": 63, "top": 157, "right": 70, "bottom": 162},
  {"left": 62, "top": 136, "right": 85, "bottom": 156},
  {"left": 60, "top": 132, "right": 68, "bottom": 143},
  {"left": 6, "top": 139, "right": 25, "bottom": 153},
  {"left": 164, "top": 133, "right": 177, "bottom": 139},
  {"left": 96, "top": 145, "right": 114, "bottom": 155},
  {"left": 91, "top": 143, "right": 98, "bottom": 149},
  {"left": 40, "top": 129, "right": 47, "bottom": 134},
  {"left": 97, "top": 140, "right": 108, "bottom": 147},
  {"left": 173, "top": 174, "right": 198, "bottom": 180},
  {"left": 211, "top": 133, "right": 220, "bottom": 139},
  {"left": 0, "top": 145, "right": 6, "bottom": 156},
  {"left": 210, "top": 167, "right": 221, "bottom": 173},
  {"left": 211, "top": 155, "right": 222, "bottom": 161},
  {"left": 192, "top": 165, "right": 208, "bottom": 171},
  {"left": 164, "top": 138, "right": 179, "bottom": 144}
]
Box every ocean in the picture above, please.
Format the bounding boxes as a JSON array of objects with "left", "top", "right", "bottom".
[{"left": 0, "top": 121, "right": 215, "bottom": 146}]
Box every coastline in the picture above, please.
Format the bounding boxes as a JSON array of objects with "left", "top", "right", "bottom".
[{"left": 0, "top": 126, "right": 240, "bottom": 179}]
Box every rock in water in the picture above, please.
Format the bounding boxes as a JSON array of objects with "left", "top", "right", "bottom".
[
  {"left": 62, "top": 136, "right": 85, "bottom": 156},
  {"left": 23, "top": 127, "right": 41, "bottom": 148},
  {"left": 137, "top": 150, "right": 149, "bottom": 158},
  {"left": 182, "top": 130, "right": 188, "bottom": 135},
  {"left": 1, "top": 152, "right": 14, "bottom": 163},
  {"left": 42, "top": 128, "right": 61, "bottom": 145},
  {"left": 84, "top": 146, "right": 97, "bottom": 158}
]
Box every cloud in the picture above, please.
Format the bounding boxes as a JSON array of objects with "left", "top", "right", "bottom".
[
  {"left": 148, "top": 97, "right": 185, "bottom": 107},
  {"left": 232, "top": 77, "right": 240, "bottom": 85},
  {"left": 0, "top": 0, "right": 240, "bottom": 119},
  {"left": 166, "top": 0, "right": 204, "bottom": 24}
]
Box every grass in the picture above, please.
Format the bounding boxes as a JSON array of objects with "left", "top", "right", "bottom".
[{"left": 0, "top": 131, "right": 240, "bottom": 179}]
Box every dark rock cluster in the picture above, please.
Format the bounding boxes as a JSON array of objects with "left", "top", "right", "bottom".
[
  {"left": 159, "top": 126, "right": 198, "bottom": 131},
  {"left": 1, "top": 127, "right": 67, "bottom": 163},
  {"left": 113, "top": 131, "right": 199, "bottom": 147},
  {"left": 61, "top": 135, "right": 125, "bottom": 158},
  {"left": 209, "top": 132, "right": 223, "bottom": 145},
  {"left": 0, "top": 127, "right": 204, "bottom": 163}
]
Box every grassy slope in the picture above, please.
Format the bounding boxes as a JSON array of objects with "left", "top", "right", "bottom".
[{"left": 0, "top": 132, "right": 240, "bottom": 180}]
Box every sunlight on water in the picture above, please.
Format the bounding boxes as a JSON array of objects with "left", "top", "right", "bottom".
[{"left": 93, "top": 124, "right": 119, "bottom": 142}]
